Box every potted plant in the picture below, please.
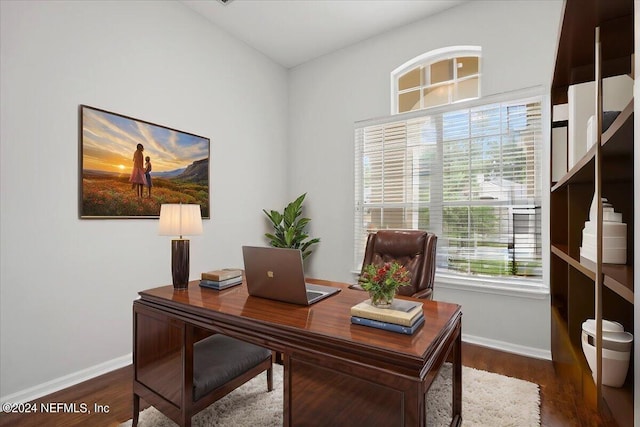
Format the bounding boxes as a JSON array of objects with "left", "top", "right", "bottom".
[
  {"left": 359, "top": 262, "right": 411, "bottom": 308},
  {"left": 263, "top": 193, "right": 320, "bottom": 260}
]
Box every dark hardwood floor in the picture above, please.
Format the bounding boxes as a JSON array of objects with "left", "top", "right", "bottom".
[{"left": 0, "top": 343, "right": 617, "bottom": 427}]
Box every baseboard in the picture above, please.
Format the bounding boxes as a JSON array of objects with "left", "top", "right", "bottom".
[
  {"left": 0, "top": 353, "right": 132, "bottom": 406},
  {"left": 462, "top": 334, "right": 551, "bottom": 360}
]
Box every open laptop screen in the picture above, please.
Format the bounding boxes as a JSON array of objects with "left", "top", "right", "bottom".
[{"left": 242, "top": 246, "right": 340, "bottom": 305}]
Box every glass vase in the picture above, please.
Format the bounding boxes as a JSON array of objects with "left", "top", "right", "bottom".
[{"left": 369, "top": 290, "right": 395, "bottom": 309}]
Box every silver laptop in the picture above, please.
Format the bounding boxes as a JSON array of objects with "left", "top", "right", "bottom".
[{"left": 242, "top": 246, "right": 341, "bottom": 305}]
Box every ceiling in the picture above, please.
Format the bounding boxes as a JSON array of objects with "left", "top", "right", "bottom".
[{"left": 180, "top": 0, "right": 468, "bottom": 69}]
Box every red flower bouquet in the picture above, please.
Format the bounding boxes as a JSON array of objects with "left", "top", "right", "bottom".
[{"left": 359, "top": 262, "right": 411, "bottom": 308}]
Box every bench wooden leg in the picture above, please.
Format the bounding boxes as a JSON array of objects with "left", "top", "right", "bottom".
[{"left": 267, "top": 366, "right": 274, "bottom": 391}]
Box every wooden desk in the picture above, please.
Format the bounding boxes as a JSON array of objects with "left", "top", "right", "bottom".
[{"left": 133, "top": 279, "right": 462, "bottom": 426}]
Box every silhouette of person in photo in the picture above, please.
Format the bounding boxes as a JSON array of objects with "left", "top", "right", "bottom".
[
  {"left": 144, "top": 156, "right": 152, "bottom": 198},
  {"left": 129, "top": 143, "right": 147, "bottom": 198}
]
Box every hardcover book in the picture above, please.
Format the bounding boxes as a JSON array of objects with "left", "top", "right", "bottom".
[
  {"left": 351, "top": 314, "right": 425, "bottom": 335},
  {"left": 350, "top": 299, "right": 423, "bottom": 326},
  {"left": 200, "top": 276, "right": 243, "bottom": 286},
  {"left": 199, "top": 278, "right": 242, "bottom": 290},
  {"left": 201, "top": 268, "right": 243, "bottom": 282}
]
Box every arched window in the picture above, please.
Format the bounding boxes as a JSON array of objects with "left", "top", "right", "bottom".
[
  {"left": 354, "top": 46, "right": 546, "bottom": 291},
  {"left": 391, "top": 46, "right": 481, "bottom": 114}
]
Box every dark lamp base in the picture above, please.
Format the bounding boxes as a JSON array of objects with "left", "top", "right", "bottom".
[{"left": 171, "top": 239, "right": 190, "bottom": 290}]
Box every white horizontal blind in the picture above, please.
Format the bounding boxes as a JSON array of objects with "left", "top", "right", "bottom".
[{"left": 354, "top": 96, "right": 543, "bottom": 281}]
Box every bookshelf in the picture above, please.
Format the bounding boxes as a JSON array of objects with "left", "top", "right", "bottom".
[{"left": 549, "top": 0, "right": 634, "bottom": 425}]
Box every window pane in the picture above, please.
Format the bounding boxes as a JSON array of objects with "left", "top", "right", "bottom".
[
  {"left": 470, "top": 136, "right": 501, "bottom": 200},
  {"left": 398, "top": 67, "right": 421, "bottom": 91},
  {"left": 430, "top": 59, "right": 453, "bottom": 84},
  {"left": 424, "top": 85, "right": 451, "bottom": 108},
  {"left": 443, "top": 110, "right": 469, "bottom": 141},
  {"left": 355, "top": 97, "right": 543, "bottom": 282},
  {"left": 457, "top": 57, "right": 478, "bottom": 78},
  {"left": 365, "top": 207, "right": 408, "bottom": 230},
  {"left": 392, "top": 53, "right": 481, "bottom": 114},
  {"left": 412, "top": 148, "right": 434, "bottom": 203},
  {"left": 443, "top": 138, "right": 470, "bottom": 201},
  {"left": 398, "top": 90, "right": 420, "bottom": 113},
  {"left": 454, "top": 77, "right": 479, "bottom": 102},
  {"left": 444, "top": 206, "right": 516, "bottom": 276}
]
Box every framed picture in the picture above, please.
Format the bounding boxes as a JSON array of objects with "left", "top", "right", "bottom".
[{"left": 79, "top": 105, "right": 210, "bottom": 219}]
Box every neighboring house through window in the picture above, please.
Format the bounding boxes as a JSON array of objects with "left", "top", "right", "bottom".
[{"left": 355, "top": 46, "right": 545, "bottom": 290}]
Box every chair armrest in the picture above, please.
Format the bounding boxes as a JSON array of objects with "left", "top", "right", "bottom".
[
  {"left": 411, "top": 288, "right": 433, "bottom": 299},
  {"left": 348, "top": 283, "right": 365, "bottom": 291}
]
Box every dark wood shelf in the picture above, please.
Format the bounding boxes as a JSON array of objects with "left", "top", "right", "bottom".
[
  {"left": 602, "top": 100, "right": 634, "bottom": 154},
  {"left": 551, "top": 99, "right": 633, "bottom": 192},
  {"left": 551, "top": 244, "right": 594, "bottom": 279},
  {"left": 579, "top": 256, "right": 634, "bottom": 304},
  {"left": 550, "top": 1, "right": 633, "bottom": 422},
  {"left": 551, "top": 244, "right": 634, "bottom": 305},
  {"left": 551, "top": 0, "right": 634, "bottom": 104},
  {"left": 551, "top": 146, "right": 595, "bottom": 191}
]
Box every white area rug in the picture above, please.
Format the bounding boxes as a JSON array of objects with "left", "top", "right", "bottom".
[{"left": 122, "top": 363, "right": 540, "bottom": 426}]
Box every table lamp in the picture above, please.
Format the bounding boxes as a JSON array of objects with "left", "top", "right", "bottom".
[{"left": 158, "top": 203, "right": 203, "bottom": 290}]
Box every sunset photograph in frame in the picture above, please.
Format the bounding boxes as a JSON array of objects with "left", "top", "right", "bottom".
[{"left": 79, "top": 105, "right": 210, "bottom": 219}]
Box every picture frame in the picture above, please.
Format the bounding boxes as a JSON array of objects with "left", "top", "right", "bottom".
[{"left": 79, "top": 105, "right": 210, "bottom": 219}]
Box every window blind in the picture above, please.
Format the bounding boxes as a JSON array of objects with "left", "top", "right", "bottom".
[{"left": 354, "top": 96, "right": 543, "bottom": 281}]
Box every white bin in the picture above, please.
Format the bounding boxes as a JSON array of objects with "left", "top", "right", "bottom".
[{"left": 581, "top": 319, "right": 633, "bottom": 388}]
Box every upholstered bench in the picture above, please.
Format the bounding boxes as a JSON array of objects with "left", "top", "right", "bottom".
[
  {"left": 193, "top": 334, "right": 273, "bottom": 401},
  {"left": 132, "top": 325, "right": 273, "bottom": 427}
]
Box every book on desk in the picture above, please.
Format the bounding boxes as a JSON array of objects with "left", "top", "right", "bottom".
[
  {"left": 351, "top": 314, "right": 425, "bottom": 335},
  {"left": 199, "top": 269, "right": 243, "bottom": 290},
  {"left": 201, "top": 268, "right": 243, "bottom": 281},
  {"left": 350, "top": 298, "right": 424, "bottom": 334}
]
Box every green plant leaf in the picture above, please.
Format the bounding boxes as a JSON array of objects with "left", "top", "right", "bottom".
[
  {"left": 295, "top": 217, "right": 311, "bottom": 230},
  {"left": 263, "top": 209, "right": 283, "bottom": 228},
  {"left": 301, "top": 238, "right": 320, "bottom": 251}
]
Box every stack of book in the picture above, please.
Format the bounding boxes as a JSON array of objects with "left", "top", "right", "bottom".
[
  {"left": 199, "top": 269, "right": 243, "bottom": 290},
  {"left": 350, "top": 298, "right": 424, "bottom": 335}
]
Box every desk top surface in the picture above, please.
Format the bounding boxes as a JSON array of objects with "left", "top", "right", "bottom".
[{"left": 138, "top": 278, "right": 461, "bottom": 368}]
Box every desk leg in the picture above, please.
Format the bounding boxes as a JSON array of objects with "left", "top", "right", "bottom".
[
  {"left": 282, "top": 353, "right": 291, "bottom": 427},
  {"left": 451, "top": 324, "right": 462, "bottom": 427},
  {"left": 132, "top": 393, "right": 140, "bottom": 426}
]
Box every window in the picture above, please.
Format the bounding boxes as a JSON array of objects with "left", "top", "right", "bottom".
[
  {"left": 392, "top": 47, "right": 481, "bottom": 114},
  {"left": 354, "top": 95, "right": 544, "bottom": 285}
]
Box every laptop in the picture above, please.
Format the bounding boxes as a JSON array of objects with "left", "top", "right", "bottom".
[{"left": 242, "top": 246, "right": 341, "bottom": 305}]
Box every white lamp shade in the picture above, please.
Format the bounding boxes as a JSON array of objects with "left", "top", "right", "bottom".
[{"left": 158, "top": 204, "right": 203, "bottom": 237}]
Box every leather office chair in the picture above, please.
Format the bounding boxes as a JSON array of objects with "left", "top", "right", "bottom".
[{"left": 357, "top": 230, "right": 437, "bottom": 300}]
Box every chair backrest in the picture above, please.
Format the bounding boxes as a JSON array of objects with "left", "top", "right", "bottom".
[{"left": 361, "top": 230, "right": 437, "bottom": 299}]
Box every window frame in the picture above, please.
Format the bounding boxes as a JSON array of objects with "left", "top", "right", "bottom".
[{"left": 391, "top": 46, "right": 482, "bottom": 114}]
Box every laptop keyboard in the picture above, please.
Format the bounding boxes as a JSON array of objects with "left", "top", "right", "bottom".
[{"left": 306, "top": 291, "right": 324, "bottom": 300}]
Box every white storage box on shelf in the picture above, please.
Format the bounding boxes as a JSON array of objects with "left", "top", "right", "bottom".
[
  {"left": 581, "top": 319, "right": 633, "bottom": 387},
  {"left": 580, "top": 197, "right": 627, "bottom": 264},
  {"left": 567, "top": 75, "right": 632, "bottom": 168}
]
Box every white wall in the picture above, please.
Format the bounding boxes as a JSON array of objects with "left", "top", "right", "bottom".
[
  {"left": 0, "top": 0, "right": 288, "bottom": 399},
  {"left": 288, "top": 0, "right": 563, "bottom": 356}
]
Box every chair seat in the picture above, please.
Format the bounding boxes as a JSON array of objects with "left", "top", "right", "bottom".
[{"left": 193, "top": 334, "right": 272, "bottom": 401}]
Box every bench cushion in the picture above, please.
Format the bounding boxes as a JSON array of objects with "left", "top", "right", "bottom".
[{"left": 193, "top": 334, "right": 271, "bottom": 401}]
